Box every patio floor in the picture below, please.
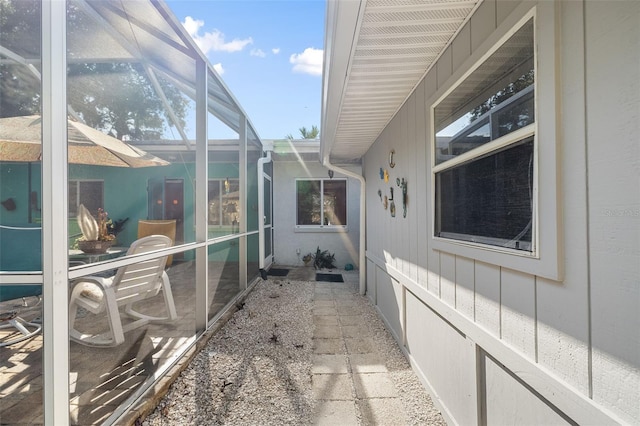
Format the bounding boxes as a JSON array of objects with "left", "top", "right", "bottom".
[{"left": 0, "top": 260, "right": 242, "bottom": 425}]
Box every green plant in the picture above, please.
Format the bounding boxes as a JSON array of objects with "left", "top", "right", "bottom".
[{"left": 311, "top": 246, "right": 336, "bottom": 270}]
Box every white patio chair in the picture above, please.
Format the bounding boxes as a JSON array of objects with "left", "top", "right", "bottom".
[{"left": 69, "top": 235, "right": 177, "bottom": 347}]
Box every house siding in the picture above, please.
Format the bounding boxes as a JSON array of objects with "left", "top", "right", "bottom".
[{"left": 363, "top": 1, "right": 639, "bottom": 425}]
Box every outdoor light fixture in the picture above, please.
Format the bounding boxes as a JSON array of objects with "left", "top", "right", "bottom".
[
  {"left": 328, "top": 170, "right": 334, "bottom": 179},
  {"left": 224, "top": 178, "right": 230, "bottom": 194}
]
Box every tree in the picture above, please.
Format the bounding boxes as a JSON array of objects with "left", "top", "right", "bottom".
[
  {"left": 470, "top": 70, "right": 534, "bottom": 122},
  {"left": 0, "top": 1, "right": 189, "bottom": 140},
  {"left": 287, "top": 125, "right": 319, "bottom": 140},
  {"left": 67, "top": 62, "right": 188, "bottom": 141},
  {"left": 0, "top": 0, "right": 41, "bottom": 118}
]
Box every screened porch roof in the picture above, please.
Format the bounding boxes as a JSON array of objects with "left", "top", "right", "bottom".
[
  {"left": 321, "top": 0, "right": 480, "bottom": 163},
  {"left": 0, "top": 0, "right": 261, "bottom": 147}
]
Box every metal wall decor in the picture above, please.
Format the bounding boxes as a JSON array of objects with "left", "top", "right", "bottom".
[
  {"left": 389, "top": 149, "right": 396, "bottom": 168},
  {"left": 397, "top": 178, "right": 408, "bottom": 218}
]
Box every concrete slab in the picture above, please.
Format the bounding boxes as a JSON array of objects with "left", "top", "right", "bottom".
[
  {"left": 313, "top": 400, "right": 357, "bottom": 426},
  {"left": 314, "top": 324, "right": 341, "bottom": 339},
  {"left": 337, "top": 305, "right": 365, "bottom": 315},
  {"left": 341, "top": 325, "right": 369, "bottom": 338},
  {"left": 313, "top": 300, "right": 335, "bottom": 308},
  {"left": 313, "top": 307, "right": 338, "bottom": 316},
  {"left": 313, "top": 293, "right": 334, "bottom": 301},
  {"left": 349, "top": 353, "right": 388, "bottom": 373},
  {"left": 344, "top": 338, "right": 374, "bottom": 354},
  {"left": 358, "top": 397, "right": 408, "bottom": 425},
  {"left": 353, "top": 373, "right": 398, "bottom": 399},
  {"left": 313, "top": 315, "right": 338, "bottom": 326},
  {"left": 312, "top": 354, "right": 348, "bottom": 374},
  {"left": 338, "top": 315, "right": 363, "bottom": 326},
  {"left": 313, "top": 338, "right": 344, "bottom": 354},
  {"left": 312, "top": 374, "right": 353, "bottom": 400}
]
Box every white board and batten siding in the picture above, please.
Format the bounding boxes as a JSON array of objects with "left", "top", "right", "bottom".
[{"left": 364, "top": 0, "right": 639, "bottom": 425}]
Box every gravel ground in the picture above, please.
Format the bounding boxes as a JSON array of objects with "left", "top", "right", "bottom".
[{"left": 143, "top": 277, "right": 446, "bottom": 425}]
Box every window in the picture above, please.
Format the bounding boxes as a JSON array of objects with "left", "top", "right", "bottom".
[
  {"left": 68, "top": 180, "right": 103, "bottom": 216},
  {"left": 296, "top": 179, "right": 347, "bottom": 228},
  {"left": 433, "top": 16, "right": 535, "bottom": 253},
  {"left": 208, "top": 179, "right": 239, "bottom": 228}
]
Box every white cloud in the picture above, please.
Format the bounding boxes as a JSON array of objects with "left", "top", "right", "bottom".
[
  {"left": 213, "top": 63, "right": 225, "bottom": 75},
  {"left": 272, "top": 48, "right": 281, "bottom": 55},
  {"left": 250, "top": 48, "right": 266, "bottom": 58},
  {"left": 182, "top": 16, "right": 252, "bottom": 54},
  {"left": 289, "top": 47, "right": 323, "bottom": 76}
]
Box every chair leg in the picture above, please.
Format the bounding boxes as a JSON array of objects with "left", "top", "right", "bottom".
[
  {"left": 0, "top": 315, "right": 42, "bottom": 347},
  {"left": 161, "top": 271, "right": 178, "bottom": 321},
  {"left": 124, "top": 272, "right": 177, "bottom": 322},
  {"left": 104, "top": 288, "right": 125, "bottom": 346},
  {"left": 69, "top": 287, "right": 124, "bottom": 347}
]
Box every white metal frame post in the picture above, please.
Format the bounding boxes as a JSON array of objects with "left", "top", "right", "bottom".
[
  {"left": 238, "top": 115, "right": 247, "bottom": 289},
  {"left": 41, "top": 0, "right": 70, "bottom": 423},
  {"left": 194, "top": 59, "right": 208, "bottom": 332}
]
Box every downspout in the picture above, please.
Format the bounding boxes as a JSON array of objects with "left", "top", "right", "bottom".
[
  {"left": 258, "top": 140, "right": 273, "bottom": 279},
  {"left": 322, "top": 155, "right": 366, "bottom": 296}
]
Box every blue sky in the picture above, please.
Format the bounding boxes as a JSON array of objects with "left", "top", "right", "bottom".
[{"left": 165, "top": 0, "right": 326, "bottom": 140}]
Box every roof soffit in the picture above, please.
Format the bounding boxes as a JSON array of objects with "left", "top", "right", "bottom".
[{"left": 322, "top": 0, "right": 479, "bottom": 163}]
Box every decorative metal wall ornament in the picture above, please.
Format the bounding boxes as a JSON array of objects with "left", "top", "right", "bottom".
[
  {"left": 383, "top": 195, "right": 388, "bottom": 210},
  {"left": 397, "top": 178, "right": 408, "bottom": 218},
  {"left": 379, "top": 167, "right": 384, "bottom": 179},
  {"left": 389, "top": 187, "right": 394, "bottom": 200},
  {"left": 383, "top": 169, "right": 389, "bottom": 183},
  {"left": 389, "top": 149, "right": 396, "bottom": 168},
  {"left": 1, "top": 198, "right": 16, "bottom": 211},
  {"left": 377, "top": 189, "right": 382, "bottom": 200},
  {"left": 390, "top": 201, "right": 396, "bottom": 217}
]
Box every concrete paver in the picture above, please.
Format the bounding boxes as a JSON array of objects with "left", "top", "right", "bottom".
[
  {"left": 313, "top": 306, "right": 338, "bottom": 316},
  {"left": 312, "top": 354, "right": 349, "bottom": 374},
  {"left": 349, "top": 353, "right": 388, "bottom": 373},
  {"left": 345, "top": 337, "right": 374, "bottom": 354},
  {"left": 313, "top": 400, "right": 358, "bottom": 425},
  {"left": 312, "top": 374, "right": 353, "bottom": 400},
  {"left": 338, "top": 315, "right": 362, "bottom": 326},
  {"left": 313, "top": 315, "right": 339, "bottom": 326},
  {"left": 353, "top": 373, "right": 398, "bottom": 398},
  {"left": 309, "top": 279, "right": 436, "bottom": 426},
  {"left": 358, "top": 398, "right": 408, "bottom": 425},
  {"left": 314, "top": 324, "right": 342, "bottom": 339},
  {"left": 341, "top": 325, "right": 369, "bottom": 338},
  {"left": 313, "top": 338, "right": 344, "bottom": 354}
]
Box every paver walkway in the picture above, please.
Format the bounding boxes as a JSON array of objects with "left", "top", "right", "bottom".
[{"left": 311, "top": 278, "right": 410, "bottom": 425}]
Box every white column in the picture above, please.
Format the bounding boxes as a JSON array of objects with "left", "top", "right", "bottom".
[
  {"left": 238, "top": 115, "right": 247, "bottom": 289},
  {"left": 194, "top": 59, "right": 208, "bottom": 332},
  {"left": 41, "top": 0, "right": 70, "bottom": 423}
]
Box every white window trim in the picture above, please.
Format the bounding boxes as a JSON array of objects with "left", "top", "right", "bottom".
[
  {"left": 428, "top": 4, "right": 562, "bottom": 281},
  {"left": 295, "top": 178, "right": 348, "bottom": 232}
]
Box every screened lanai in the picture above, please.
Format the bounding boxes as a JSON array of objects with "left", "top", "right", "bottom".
[{"left": 0, "top": 0, "right": 268, "bottom": 424}]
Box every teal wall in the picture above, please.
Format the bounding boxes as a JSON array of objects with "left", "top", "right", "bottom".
[{"left": 1, "top": 161, "right": 242, "bottom": 262}]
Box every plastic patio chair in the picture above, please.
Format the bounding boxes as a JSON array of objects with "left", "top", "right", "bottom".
[
  {"left": 69, "top": 235, "right": 177, "bottom": 347},
  {"left": 0, "top": 288, "right": 42, "bottom": 347}
]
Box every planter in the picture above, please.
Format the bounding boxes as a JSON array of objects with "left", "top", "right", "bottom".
[{"left": 78, "top": 240, "right": 114, "bottom": 254}]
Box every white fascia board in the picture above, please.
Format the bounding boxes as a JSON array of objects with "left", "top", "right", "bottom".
[{"left": 321, "top": 0, "right": 365, "bottom": 163}]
